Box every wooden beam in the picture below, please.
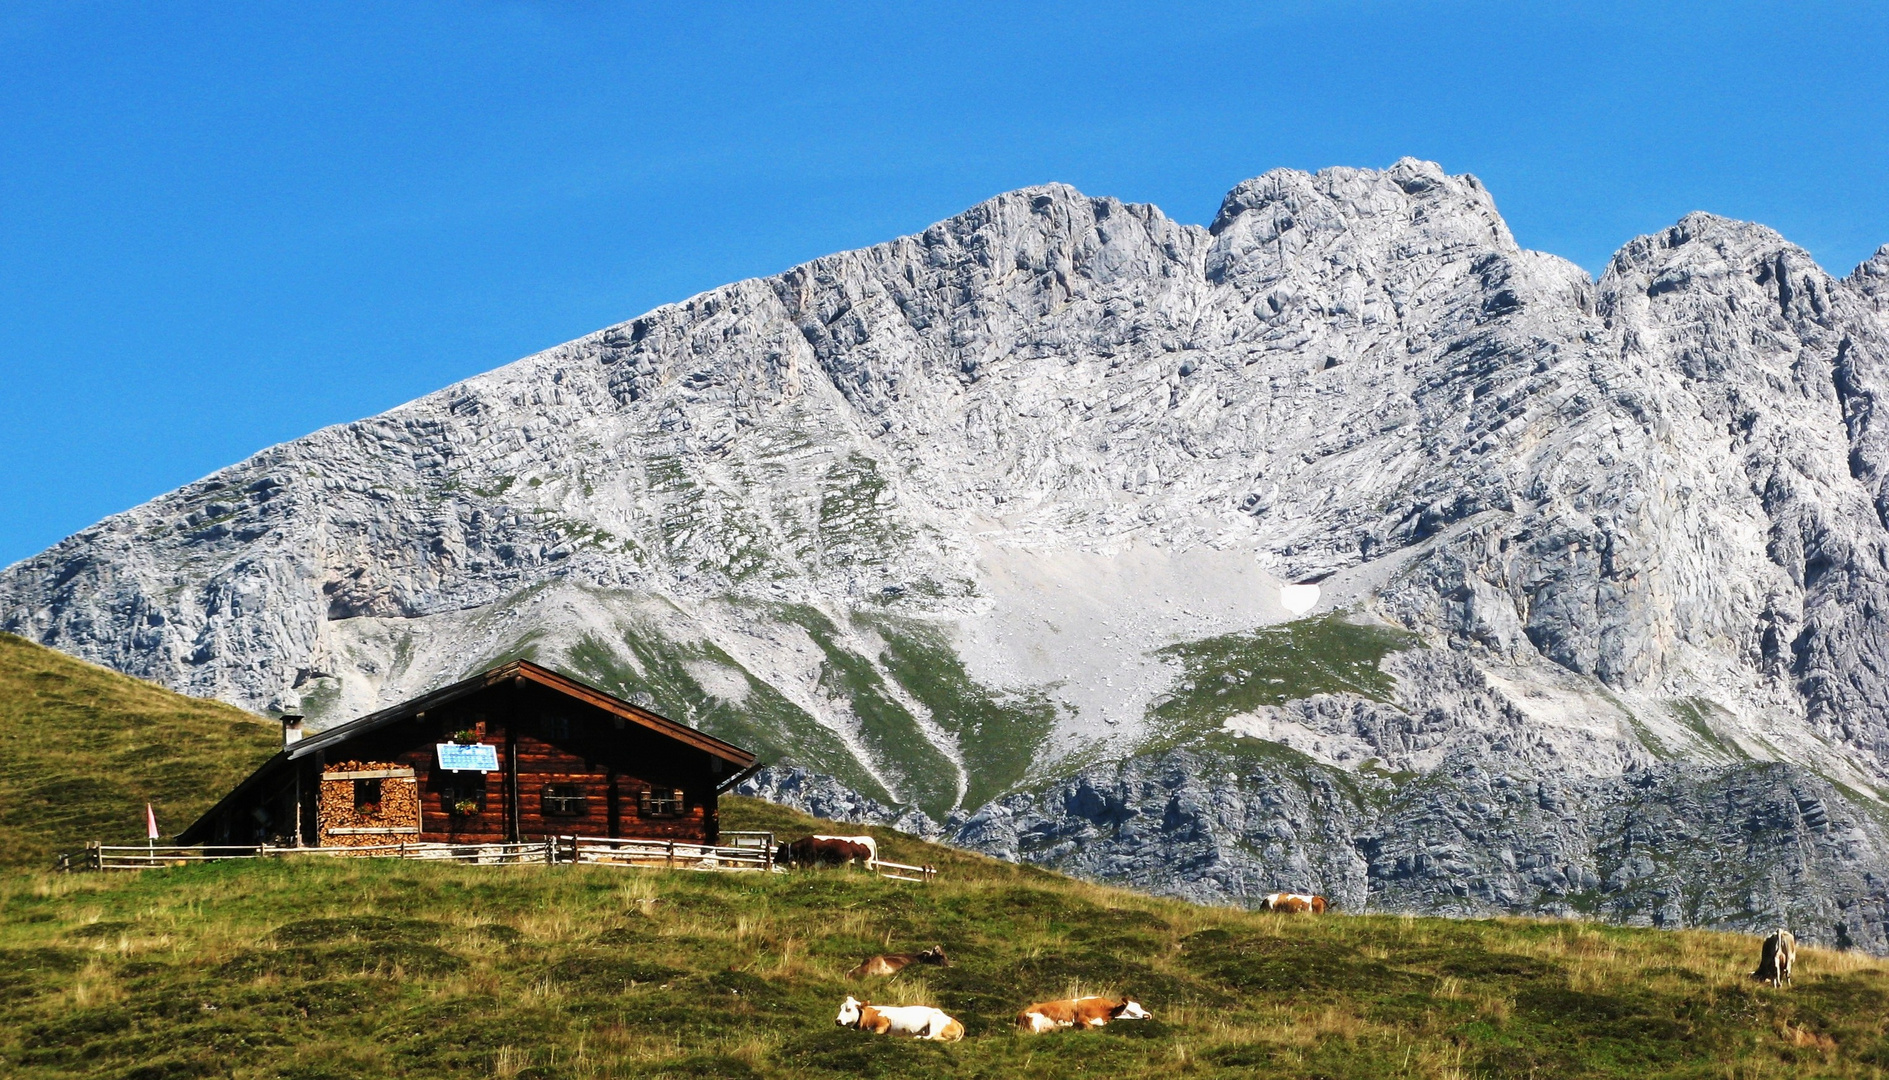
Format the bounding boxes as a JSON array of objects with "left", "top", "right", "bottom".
[{"left": 322, "top": 768, "right": 416, "bottom": 781}]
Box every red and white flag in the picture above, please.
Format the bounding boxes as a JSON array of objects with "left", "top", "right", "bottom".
[{"left": 145, "top": 803, "right": 159, "bottom": 841}]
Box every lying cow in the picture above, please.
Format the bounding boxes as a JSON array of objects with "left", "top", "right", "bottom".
[
  {"left": 835, "top": 995, "right": 964, "bottom": 1041},
  {"left": 777, "top": 836, "right": 872, "bottom": 868},
  {"left": 1016, "top": 995, "right": 1152, "bottom": 1033},
  {"left": 1752, "top": 928, "right": 1796, "bottom": 988},
  {"left": 1262, "top": 892, "right": 1328, "bottom": 914},
  {"left": 850, "top": 946, "right": 950, "bottom": 978}
]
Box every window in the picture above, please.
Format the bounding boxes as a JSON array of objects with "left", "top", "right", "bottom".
[
  {"left": 441, "top": 777, "right": 486, "bottom": 816},
  {"left": 544, "top": 715, "right": 572, "bottom": 740},
  {"left": 541, "top": 784, "right": 587, "bottom": 817},
  {"left": 638, "top": 788, "right": 685, "bottom": 818},
  {"left": 353, "top": 778, "right": 382, "bottom": 812}
]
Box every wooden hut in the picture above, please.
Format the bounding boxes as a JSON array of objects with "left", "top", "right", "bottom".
[{"left": 178, "top": 660, "right": 759, "bottom": 849}]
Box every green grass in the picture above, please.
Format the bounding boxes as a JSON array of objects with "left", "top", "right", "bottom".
[
  {"left": 0, "top": 634, "right": 278, "bottom": 867},
  {"left": 1145, "top": 614, "right": 1415, "bottom": 749},
  {"left": 3, "top": 796, "right": 1887, "bottom": 1079}
]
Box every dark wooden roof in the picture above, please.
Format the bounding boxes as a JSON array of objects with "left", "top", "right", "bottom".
[
  {"left": 287, "top": 659, "right": 755, "bottom": 767},
  {"left": 177, "top": 659, "right": 756, "bottom": 844}
]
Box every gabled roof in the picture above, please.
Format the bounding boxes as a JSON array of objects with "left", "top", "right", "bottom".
[
  {"left": 288, "top": 659, "right": 755, "bottom": 768},
  {"left": 177, "top": 660, "right": 756, "bottom": 844}
]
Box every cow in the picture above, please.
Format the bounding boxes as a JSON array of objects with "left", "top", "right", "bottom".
[
  {"left": 778, "top": 836, "right": 873, "bottom": 868},
  {"left": 815, "top": 833, "right": 880, "bottom": 868},
  {"left": 835, "top": 996, "right": 964, "bottom": 1041},
  {"left": 849, "top": 946, "right": 950, "bottom": 978},
  {"left": 1016, "top": 995, "right": 1152, "bottom": 1033},
  {"left": 1262, "top": 892, "right": 1328, "bottom": 914},
  {"left": 1752, "top": 928, "right": 1797, "bottom": 988}
]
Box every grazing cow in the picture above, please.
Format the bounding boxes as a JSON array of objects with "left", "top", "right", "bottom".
[
  {"left": 835, "top": 995, "right": 964, "bottom": 1041},
  {"left": 850, "top": 946, "right": 950, "bottom": 978},
  {"left": 778, "top": 836, "right": 873, "bottom": 868},
  {"left": 815, "top": 833, "right": 880, "bottom": 868},
  {"left": 1752, "top": 928, "right": 1797, "bottom": 988},
  {"left": 1015, "top": 995, "right": 1152, "bottom": 1033},
  {"left": 1262, "top": 892, "right": 1328, "bottom": 914}
]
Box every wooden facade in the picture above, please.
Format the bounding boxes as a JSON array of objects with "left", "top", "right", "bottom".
[{"left": 179, "top": 661, "right": 759, "bottom": 849}]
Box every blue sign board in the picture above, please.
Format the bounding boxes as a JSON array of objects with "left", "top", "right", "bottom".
[{"left": 436, "top": 742, "right": 499, "bottom": 772}]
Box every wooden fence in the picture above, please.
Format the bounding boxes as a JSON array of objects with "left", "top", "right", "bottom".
[
  {"left": 66, "top": 834, "right": 937, "bottom": 883},
  {"left": 567, "top": 835, "right": 774, "bottom": 871}
]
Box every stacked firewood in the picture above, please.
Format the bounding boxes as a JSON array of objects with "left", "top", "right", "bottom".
[{"left": 317, "top": 760, "right": 422, "bottom": 848}]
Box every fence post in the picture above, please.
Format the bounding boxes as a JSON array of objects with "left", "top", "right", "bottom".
[{"left": 666, "top": 841, "right": 675, "bottom": 868}]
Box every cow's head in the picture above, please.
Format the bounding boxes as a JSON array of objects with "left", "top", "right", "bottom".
[
  {"left": 835, "top": 996, "right": 864, "bottom": 1027},
  {"left": 918, "top": 946, "right": 951, "bottom": 967},
  {"left": 1113, "top": 997, "right": 1152, "bottom": 1021}
]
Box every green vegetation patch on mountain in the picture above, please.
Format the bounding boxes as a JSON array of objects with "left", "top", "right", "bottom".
[
  {"left": 1670, "top": 697, "right": 1753, "bottom": 761},
  {"left": 557, "top": 624, "right": 895, "bottom": 805},
  {"left": 817, "top": 452, "right": 910, "bottom": 573},
  {"left": 772, "top": 604, "right": 961, "bottom": 818},
  {"left": 858, "top": 612, "right": 1057, "bottom": 810},
  {"left": 3, "top": 797, "right": 1886, "bottom": 1079},
  {"left": 646, "top": 451, "right": 775, "bottom": 583},
  {"left": 1146, "top": 613, "right": 1416, "bottom": 748},
  {"left": 0, "top": 633, "right": 277, "bottom": 867}
]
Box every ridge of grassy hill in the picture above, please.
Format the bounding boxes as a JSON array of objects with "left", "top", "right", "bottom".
[
  {"left": 0, "top": 633, "right": 278, "bottom": 866},
  {"left": 3, "top": 798, "right": 1888, "bottom": 1079}
]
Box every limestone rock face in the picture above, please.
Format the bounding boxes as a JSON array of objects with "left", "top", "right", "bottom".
[{"left": 10, "top": 159, "right": 1889, "bottom": 944}]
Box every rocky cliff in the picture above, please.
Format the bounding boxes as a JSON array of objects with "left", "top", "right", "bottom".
[{"left": 9, "top": 159, "right": 1889, "bottom": 945}]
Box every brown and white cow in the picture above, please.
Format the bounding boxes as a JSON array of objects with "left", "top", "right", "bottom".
[
  {"left": 778, "top": 836, "right": 872, "bottom": 868},
  {"left": 835, "top": 996, "right": 964, "bottom": 1041},
  {"left": 1752, "top": 928, "right": 1796, "bottom": 988},
  {"left": 1015, "top": 995, "right": 1152, "bottom": 1033},
  {"left": 1262, "top": 892, "right": 1328, "bottom": 914},
  {"left": 850, "top": 946, "right": 950, "bottom": 978},
  {"left": 815, "top": 833, "right": 879, "bottom": 868}
]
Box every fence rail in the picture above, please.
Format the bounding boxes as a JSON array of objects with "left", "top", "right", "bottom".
[
  {"left": 567, "top": 835, "right": 774, "bottom": 871},
  {"left": 64, "top": 832, "right": 936, "bottom": 883},
  {"left": 872, "top": 859, "right": 938, "bottom": 883}
]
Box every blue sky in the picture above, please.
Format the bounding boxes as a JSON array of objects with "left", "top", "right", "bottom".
[{"left": 2, "top": 2, "right": 1886, "bottom": 567}]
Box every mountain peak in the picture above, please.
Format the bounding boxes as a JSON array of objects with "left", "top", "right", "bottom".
[{"left": 1850, "top": 243, "right": 1889, "bottom": 310}]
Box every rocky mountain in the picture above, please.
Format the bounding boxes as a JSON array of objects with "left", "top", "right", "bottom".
[{"left": 10, "top": 159, "right": 1889, "bottom": 946}]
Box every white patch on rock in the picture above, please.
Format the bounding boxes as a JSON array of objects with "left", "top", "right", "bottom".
[{"left": 1279, "top": 583, "right": 1320, "bottom": 616}]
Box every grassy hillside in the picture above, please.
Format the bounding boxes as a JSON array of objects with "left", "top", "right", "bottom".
[
  {"left": 2, "top": 798, "right": 1887, "bottom": 1079},
  {"left": 0, "top": 633, "right": 279, "bottom": 867}
]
